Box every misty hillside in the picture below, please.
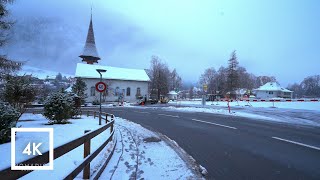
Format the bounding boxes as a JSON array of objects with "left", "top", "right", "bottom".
[
  {"left": 19, "top": 65, "right": 73, "bottom": 79},
  {"left": 3, "top": 16, "right": 85, "bottom": 74}
]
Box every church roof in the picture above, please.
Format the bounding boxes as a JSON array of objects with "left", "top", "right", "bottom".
[
  {"left": 75, "top": 63, "right": 150, "bottom": 82},
  {"left": 79, "top": 15, "right": 100, "bottom": 60}
]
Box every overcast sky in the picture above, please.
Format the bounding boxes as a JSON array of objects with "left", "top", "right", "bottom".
[{"left": 5, "top": 0, "right": 320, "bottom": 86}]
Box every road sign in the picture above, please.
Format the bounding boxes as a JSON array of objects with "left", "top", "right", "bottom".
[
  {"left": 95, "top": 82, "right": 107, "bottom": 92},
  {"left": 203, "top": 84, "right": 208, "bottom": 92}
]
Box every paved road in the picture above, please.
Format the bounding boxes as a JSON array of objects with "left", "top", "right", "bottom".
[{"left": 94, "top": 107, "right": 320, "bottom": 179}]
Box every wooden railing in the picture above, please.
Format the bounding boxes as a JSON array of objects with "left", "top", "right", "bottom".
[{"left": 0, "top": 110, "right": 116, "bottom": 180}]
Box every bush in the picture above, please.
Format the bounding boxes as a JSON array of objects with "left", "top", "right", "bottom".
[
  {"left": 43, "top": 91, "right": 77, "bottom": 124},
  {"left": 92, "top": 99, "right": 100, "bottom": 105},
  {"left": 0, "top": 101, "right": 20, "bottom": 144}
]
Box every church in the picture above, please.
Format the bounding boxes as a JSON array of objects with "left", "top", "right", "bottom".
[{"left": 75, "top": 12, "right": 150, "bottom": 103}]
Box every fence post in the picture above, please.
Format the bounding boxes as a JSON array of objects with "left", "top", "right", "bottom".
[
  {"left": 94, "top": 111, "right": 96, "bottom": 119},
  {"left": 105, "top": 114, "right": 108, "bottom": 123},
  {"left": 110, "top": 122, "right": 113, "bottom": 134},
  {"left": 87, "top": 111, "right": 89, "bottom": 117},
  {"left": 83, "top": 130, "right": 91, "bottom": 179}
]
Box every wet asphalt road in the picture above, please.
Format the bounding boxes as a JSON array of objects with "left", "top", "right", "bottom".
[{"left": 88, "top": 106, "right": 320, "bottom": 180}]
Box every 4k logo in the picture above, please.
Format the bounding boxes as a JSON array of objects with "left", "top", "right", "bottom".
[
  {"left": 23, "top": 142, "right": 43, "bottom": 156},
  {"left": 11, "top": 128, "right": 54, "bottom": 170}
]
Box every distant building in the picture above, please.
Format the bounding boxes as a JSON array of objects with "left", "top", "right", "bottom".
[
  {"left": 75, "top": 10, "right": 150, "bottom": 103},
  {"left": 167, "top": 91, "right": 178, "bottom": 100},
  {"left": 253, "top": 82, "right": 293, "bottom": 99}
]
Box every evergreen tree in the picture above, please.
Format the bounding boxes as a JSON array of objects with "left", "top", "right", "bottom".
[
  {"left": 0, "top": 101, "right": 20, "bottom": 144},
  {"left": 71, "top": 77, "right": 87, "bottom": 104},
  {"left": 43, "top": 91, "right": 76, "bottom": 124},
  {"left": 3, "top": 75, "right": 36, "bottom": 113},
  {"left": 0, "top": 0, "right": 21, "bottom": 77},
  {"left": 227, "top": 50, "right": 239, "bottom": 93}
]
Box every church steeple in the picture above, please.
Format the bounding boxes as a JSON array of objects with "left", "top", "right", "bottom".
[{"left": 79, "top": 8, "right": 100, "bottom": 64}]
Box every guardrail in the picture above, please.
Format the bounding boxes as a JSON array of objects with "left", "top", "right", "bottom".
[{"left": 0, "top": 110, "right": 116, "bottom": 180}]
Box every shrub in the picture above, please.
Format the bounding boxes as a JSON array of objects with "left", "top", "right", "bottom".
[
  {"left": 92, "top": 99, "right": 100, "bottom": 105},
  {"left": 43, "top": 91, "right": 77, "bottom": 124},
  {"left": 0, "top": 101, "right": 20, "bottom": 144}
]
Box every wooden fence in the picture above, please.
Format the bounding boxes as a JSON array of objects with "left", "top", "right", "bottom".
[{"left": 0, "top": 110, "right": 116, "bottom": 180}]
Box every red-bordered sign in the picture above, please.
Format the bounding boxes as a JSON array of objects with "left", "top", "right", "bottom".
[{"left": 95, "top": 82, "right": 107, "bottom": 92}]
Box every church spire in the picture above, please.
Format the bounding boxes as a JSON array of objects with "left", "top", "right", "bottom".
[{"left": 79, "top": 7, "right": 100, "bottom": 64}]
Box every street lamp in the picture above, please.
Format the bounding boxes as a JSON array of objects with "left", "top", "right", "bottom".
[{"left": 96, "top": 69, "right": 107, "bottom": 125}]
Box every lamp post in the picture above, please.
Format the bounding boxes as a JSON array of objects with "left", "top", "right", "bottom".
[{"left": 96, "top": 69, "right": 107, "bottom": 125}]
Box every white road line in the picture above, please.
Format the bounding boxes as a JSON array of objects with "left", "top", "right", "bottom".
[
  {"left": 272, "top": 136, "right": 320, "bottom": 151},
  {"left": 134, "top": 111, "right": 150, "bottom": 114},
  {"left": 191, "top": 119, "right": 237, "bottom": 130},
  {"left": 158, "top": 114, "right": 179, "bottom": 118}
]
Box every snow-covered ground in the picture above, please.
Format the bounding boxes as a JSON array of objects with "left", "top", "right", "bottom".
[
  {"left": 170, "top": 100, "right": 320, "bottom": 111},
  {"left": 100, "top": 117, "right": 202, "bottom": 179},
  {"left": 0, "top": 114, "right": 201, "bottom": 179},
  {"left": 166, "top": 100, "right": 320, "bottom": 127},
  {"left": 0, "top": 113, "right": 112, "bottom": 179}
]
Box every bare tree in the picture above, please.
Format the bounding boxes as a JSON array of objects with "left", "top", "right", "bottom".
[
  {"left": 199, "top": 67, "right": 217, "bottom": 94},
  {"left": 148, "top": 56, "right": 171, "bottom": 100},
  {"left": 169, "top": 68, "right": 182, "bottom": 91}
]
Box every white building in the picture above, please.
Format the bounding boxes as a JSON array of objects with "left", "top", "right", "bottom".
[
  {"left": 167, "top": 91, "right": 178, "bottom": 100},
  {"left": 75, "top": 63, "right": 150, "bottom": 103},
  {"left": 253, "top": 82, "right": 293, "bottom": 99}
]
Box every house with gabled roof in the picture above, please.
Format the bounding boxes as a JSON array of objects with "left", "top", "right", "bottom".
[{"left": 253, "top": 82, "right": 293, "bottom": 99}]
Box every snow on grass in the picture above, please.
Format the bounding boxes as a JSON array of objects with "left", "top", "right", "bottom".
[
  {"left": 100, "top": 117, "right": 201, "bottom": 179},
  {"left": 162, "top": 106, "right": 320, "bottom": 127},
  {"left": 169, "top": 100, "right": 320, "bottom": 111},
  {"left": 0, "top": 113, "right": 112, "bottom": 179}
]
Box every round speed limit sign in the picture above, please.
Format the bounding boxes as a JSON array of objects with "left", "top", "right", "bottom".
[{"left": 95, "top": 82, "right": 107, "bottom": 92}]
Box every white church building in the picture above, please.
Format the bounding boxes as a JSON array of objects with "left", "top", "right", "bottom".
[
  {"left": 75, "top": 11, "right": 150, "bottom": 103},
  {"left": 75, "top": 63, "right": 150, "bottom": 103}
]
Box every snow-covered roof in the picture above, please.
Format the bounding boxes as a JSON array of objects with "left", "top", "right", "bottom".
[
  {"left": 254, "top": 82, "right": 292, "bottom": 92},
  {"left": 75, "top": 63, "right": 150, "bottom": 82},
  {"left": 168, "top": 91, "right": 178, "bottom": 95}
]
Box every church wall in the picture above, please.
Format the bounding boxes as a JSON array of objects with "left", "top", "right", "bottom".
[{"left": 83, "top": 78, "right": 149, "bottom": 103}]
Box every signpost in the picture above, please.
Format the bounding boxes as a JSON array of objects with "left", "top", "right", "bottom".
[
  {"left": 96, "top": 69, "right": 107, "bottom": 125},
  {"left": 202, "top": 84, "right": 207, "bottom": 106}
]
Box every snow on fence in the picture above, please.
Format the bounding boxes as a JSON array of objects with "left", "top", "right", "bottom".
[{"left": 0, "top": 110, "right": 116, "bottom": 180}]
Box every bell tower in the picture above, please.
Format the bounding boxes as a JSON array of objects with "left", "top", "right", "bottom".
[{"left": 79, "top": 9, "right": 100, "bottom": 64}]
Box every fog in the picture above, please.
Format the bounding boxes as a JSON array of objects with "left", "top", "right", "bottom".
[{"left": 4, "top": 0, "right": 320, "bottom": 86}]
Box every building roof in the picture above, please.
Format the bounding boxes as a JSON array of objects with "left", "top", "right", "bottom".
[
  {"left": 79, "top": 14, "right": 100, "bottom": 62},
  {"left": 254, "top": 82, "right": 293, "bottom": 92},
  {"left": 75, "top": 63, "right": 150, "bottom": 82},
  {"left": 168, "top": 91, "right": 178, "bottom": 95}
]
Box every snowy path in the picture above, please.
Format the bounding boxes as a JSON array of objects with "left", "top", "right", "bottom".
[{"left": 100, "top": 118, "right": 202, "bottom": 179}]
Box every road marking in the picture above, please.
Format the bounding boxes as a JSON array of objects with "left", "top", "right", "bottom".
[
  {"left": 272, "top": 136, "right": 320, "bottom": 151},
  {"left": 158, "top": 114, "right": 179, "bottom": 118},
  {"left": 134, "top": 111, "right": 150, "bottom": 114},
  {"left": 191, "top": 119, "right": 237, "bottom": 130}
]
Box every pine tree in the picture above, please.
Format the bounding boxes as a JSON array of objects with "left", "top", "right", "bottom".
[
  {"left": 0, "top": 101, "right": 20, "bottom": 144},
  {"left": 71, "top": 77, "right": 87, "bottom": 104},
  {"left": 43, "top": 91, "right": 75, "bottom": 124},
  {"left": 3, "top": 75, "right": 37, "bottom": 113},
  {"left": 227, "top": 50, "right": 239, "bottom": 94},
  {"left": 0, "top": 0, "right": 21, "bottom": 77}
]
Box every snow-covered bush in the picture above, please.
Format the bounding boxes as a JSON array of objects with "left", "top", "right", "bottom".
[
  {"left": 0, "top": 101, "right": 20, "bottom": 144},
  {"left": 43, "top": 91, "right": 78, "bottom": 124}
]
